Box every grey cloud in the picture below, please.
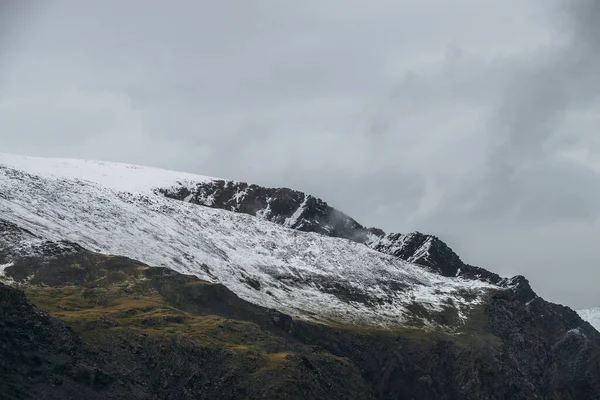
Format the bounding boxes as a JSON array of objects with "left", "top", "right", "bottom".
[
  {"left": 415, "top": 0, "right": 600, "bottom": 309},
  {"left": 468, "top": 0, "right": 600, "bottom": 224}
]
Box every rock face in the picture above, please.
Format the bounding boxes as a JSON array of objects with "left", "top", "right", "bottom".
[{"left": 158, "top": 180, "right": 374, "bottom": 241}]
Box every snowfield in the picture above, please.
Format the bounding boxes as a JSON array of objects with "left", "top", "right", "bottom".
[
  {"left": 0, "top": 154, "right": 502, "bottom": 327},
  {"left": 578, "top": 308, "right": 600, "bottom": 332},
  {"left": 0, "top": 153, "right": 218, "bottom": 194}
]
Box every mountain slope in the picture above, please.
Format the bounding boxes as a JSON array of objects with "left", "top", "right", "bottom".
[
  {"left": 0, "top": 154, "right": 498, "bottom": 328},
  {"left": 158, "top": 177, "right": 503, "bottom": 283},
  {"left": 0, "top": 235, "right": 373, "bottom": 400},
  {"left": 3, "top": 219, "right": 600, "bottom": 399}
]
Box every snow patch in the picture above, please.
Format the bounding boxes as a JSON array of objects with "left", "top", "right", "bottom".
[
  {"left": 0, "top": 262, "right": 16, "bottom": 286},
  {"left": 578, "top": 308, "right": 600, "bottom": 332},
  {"left": 234, "top": 188, "right": 248, "bottom": 204},
  {"left": 0, "top": 262, "right": 14, "bottom": 276},
  {"left": 408, "top": 237, "right": 432, "bottom": 264},
  {"left": 567, "top": 327, "right": 585, "bottom": 337},
  {"left": 284, "top": 195, "right": 308, "bottom": 228},
  {"left": 255, "top": 198, "right": 273, "bottom": 220}
]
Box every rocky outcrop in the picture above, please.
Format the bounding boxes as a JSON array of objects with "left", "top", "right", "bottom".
[
  {"left": 158, "top": 180, "right": 374, "bottom": 241},
  {"left": 367, "top": 231, "right": 503, "bottom": 283}
]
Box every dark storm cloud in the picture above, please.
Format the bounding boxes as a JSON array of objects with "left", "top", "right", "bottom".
[{"left": 1, "top": 1, "right": 600, "bottom": 309}]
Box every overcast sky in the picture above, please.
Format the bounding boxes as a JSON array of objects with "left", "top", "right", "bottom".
[{"left": 1, "top": 0, "right": 599, "bottom": 309}]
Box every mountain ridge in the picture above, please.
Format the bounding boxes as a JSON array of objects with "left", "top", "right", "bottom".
[{"left": 158, "top": 175, "right": 505, "bottom": 284}]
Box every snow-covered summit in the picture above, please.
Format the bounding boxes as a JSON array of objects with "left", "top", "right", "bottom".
[
  {"left": 0, "top": 153, "right": 217, "bottom": 194},
  {"left": 0, "top": 153, "right": 503, "bottom": 328}
]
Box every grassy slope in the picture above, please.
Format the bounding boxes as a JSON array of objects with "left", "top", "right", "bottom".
[{"left": 1, "top": 251, "right": 378, "bottom": 400}]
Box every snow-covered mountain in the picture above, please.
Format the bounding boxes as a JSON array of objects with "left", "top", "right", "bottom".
[
  {"left": 3, "top": 153, "right": 600, "bottom": 399},
  {"left": 579, "top": 308, "right": 600, "bottom": 331},
  {"left": 0, "top": 153, "right": 503, "bottom": 328}
]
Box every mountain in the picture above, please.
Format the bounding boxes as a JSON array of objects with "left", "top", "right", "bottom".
[
  {"left": 2, "top": 153, "right": 600, "bottom": 399},
  {"left": 0, "top": 154, "right": 500, "bottom": 328}
]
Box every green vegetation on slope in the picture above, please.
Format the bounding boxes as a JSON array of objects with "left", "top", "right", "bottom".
[{"left": 1, "top": 250, "right": 373, "bottom": 399}]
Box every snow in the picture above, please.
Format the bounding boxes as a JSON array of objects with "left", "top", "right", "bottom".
[
  {"left": 0, "top": 153, "right": 216, "bottom": 194},
  {"left": 234, "top": 188, "right": 248, "bottom": 204},
  {"left": 367, "top": 232, "right": 416, "bottom": 256},
  {"left": 284, "top": 194, "right": 307, "bottom": 228},
  {"left": 408, "top": 237, "right": 432, "bottom": 264},
  {"left": 0, "top": 262, "right": 13, "bottom": 277},
  {"left": 255, "top": 198, "right": 273, "bottom": 220},
  {"left": 525, "top": 297, "right": 538, "bottom": 307},
  {"left": 0, "top": 154, "right": 502, "bottom": 328},
  {"left": 578, "top": 308, "right": 600, "bottom": 332},
  {"left": 567, "top": 327, "right": 586, "bottom": 338},
  {"left": 366, "top": 232, "right": 435, "bottom": 267}
]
